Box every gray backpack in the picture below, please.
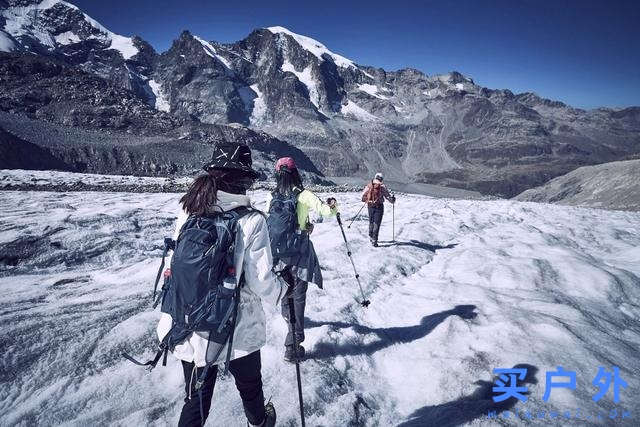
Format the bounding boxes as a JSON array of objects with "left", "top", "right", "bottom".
[
  {"left": 123, "top": 207, "right": 252, "bottom": 384},
  {"left": 266, "top": 189, "right": 302, "bottom": 260}
]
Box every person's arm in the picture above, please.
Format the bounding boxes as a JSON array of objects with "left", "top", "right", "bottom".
[
  {"left": 299, "top": 190, "right": 337, "bottom": 217},
  {"left": 242, "top": 214, "right": 284, "bottom": 306},
  {"left": 361, "top": 184, "right": 371, "bottom": 203},
  {"left": 382, "top": 185, "right": 395, "bottom": 203}
]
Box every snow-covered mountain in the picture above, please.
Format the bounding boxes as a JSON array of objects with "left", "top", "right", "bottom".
[
  {"left": 1, "top": 0, "right": 137, "bottom": 56},
  {"left": 0, "top": 0, "right": 155, "bottom": 99},
  {"left": 1, "top": 175, "right": 639, "bottom": 425},
  {"left": 1, "top": 0, "right": 639, "bottom": 197},
  {"left": 151, "top": 28, "right": 639, "bottom": 196}
]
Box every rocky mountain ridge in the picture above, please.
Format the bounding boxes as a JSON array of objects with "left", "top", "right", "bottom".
[
  {"left": 1, "top": 0, "right": 639, "bottom": 196},
  {"left": 0, "top": 52, "right": 325, "bottom": 181}
]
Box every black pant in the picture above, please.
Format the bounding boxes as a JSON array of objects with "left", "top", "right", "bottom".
[
  {"left": 368, "top": 205, "right": 384, "bottom": 242},
  {"left": 178, "top": 351, "right": 265, "bottom": 427},
  {"left": 281, "top": 267, "right": 308, "bottom": 347}
]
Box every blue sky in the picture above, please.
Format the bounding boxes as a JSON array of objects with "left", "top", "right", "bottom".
[{"left": 71, "top": 0, "right": 639, "bottom": 109}]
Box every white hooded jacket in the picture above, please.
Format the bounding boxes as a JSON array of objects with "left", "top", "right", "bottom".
[{"left": 156, "top": 190, "right": 284, "bottom": 367}]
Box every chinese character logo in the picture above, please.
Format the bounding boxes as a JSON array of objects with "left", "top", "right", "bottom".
[
  {"left": 493, "top": 367, "right": 530, "bottom": 402},
  {"left": 543, "top": 366, "right": 577, "bottom": 401},
  {"left": 593, "top": 366, "right": 628, "bottom": 403}
]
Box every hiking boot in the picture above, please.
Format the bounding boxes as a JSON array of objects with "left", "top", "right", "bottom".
[
  {"left": 248, "top": 402, "right": 276, "bottom": 427},
  {"left": 284, "top": 344, "right": 305, "bottom": 362},
  {"left": 263, "top": 402, "right": 276, "bottom": 427}
]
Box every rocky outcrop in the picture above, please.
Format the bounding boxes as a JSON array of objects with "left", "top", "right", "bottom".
[
  {"left": 0, "top": 125, "right": 70, "bottom": 170},
  {"left": 515, "top": 159, "right": 640, "bottom": 211},
  {"left": 0, "top": 53, "right": 325, "bottom": 181}
]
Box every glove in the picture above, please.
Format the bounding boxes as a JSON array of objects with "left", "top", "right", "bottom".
[
  {"left": 306, "top": 222, "right": 314, "bottom": 235},
  {"left": 390, "top": 195, "right": 396, "bottom": 204}
]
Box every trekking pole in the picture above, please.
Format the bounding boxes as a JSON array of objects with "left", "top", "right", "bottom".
[
  {"left": 336, "top": 212, "right": 371, "bottom": 307},
  {"left": 347, "top": 203, "right": 366, "bottom": 229},
  {"left": 287, "top": 294, "right": 306, "bottom": 427},
  {"left": 392, "top": 195, "right": 395, "bottom": 243}
]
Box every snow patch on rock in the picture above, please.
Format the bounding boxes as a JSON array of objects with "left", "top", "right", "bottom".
[
  {"left": 360, "top": 68, "right": 375, "bottom": 79},
  {"left": 267, "top": 26, "right": 355, "bottom": 69},
  {"left": 194, "top": 36, "right": 230, "bottom": 67},
  {"left": 249, "top": 84, "right": 267, "bottom": 124},
  {"left": 54, "top": 30, "right": 80, "bottom": 45},
  {"left": 107, "top": 34, "right": 138, "bottom": 60},
  {"left": 237, "top": 84, "right": 267, "bottom": 124},
  {"left": 282, "top": 60, "right": 320, "bottom": 108},
  {"left": 357, "top": 83, "right": 388, "bottom": 99},
  {"left": 148, "top": 80, "right": 170, "bottom": 112},
  {"left": 341, "top": 99, "right": 378, "bottom": 121}
]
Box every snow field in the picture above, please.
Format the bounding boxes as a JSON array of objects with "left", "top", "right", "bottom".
[{"left": 1, "top": 190, "right": 639, "bottom": 426}]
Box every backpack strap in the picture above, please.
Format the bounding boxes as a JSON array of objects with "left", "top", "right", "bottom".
[
  {"left": 122, "top": 325, "right": 173, "bottom": 371},
  {"left": 194, "top": 273, "right": 245, "bottom": 391},
  {"left": 223, "top": 273, "right": 245, "bottom": 374},
  {"left": 368, "top": 180, "right": 380, "bottom": 205}
]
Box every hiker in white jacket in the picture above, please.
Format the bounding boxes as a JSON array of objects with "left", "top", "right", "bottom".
[{"left": 157, "top": 142, "right": 283, "bottom": 427}]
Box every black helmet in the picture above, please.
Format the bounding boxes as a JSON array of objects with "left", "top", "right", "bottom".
[{"left": 203, "top": 141, "right": 259, "bottom": 178}]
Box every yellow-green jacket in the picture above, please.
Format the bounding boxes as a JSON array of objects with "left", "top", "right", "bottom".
[{"left": 266, "top": 187, "right": 338, "bottom": 231}]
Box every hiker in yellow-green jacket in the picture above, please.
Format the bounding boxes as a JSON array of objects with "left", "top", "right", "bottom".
[{"left": 266, "top": 157, "right": 338, "bottom": 362}]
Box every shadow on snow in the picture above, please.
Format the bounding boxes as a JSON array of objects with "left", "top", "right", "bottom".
[
  {"left": 376, "top": 240, "right": 458, "bottom": 252},
  {"left": 397, "top": 363, "right": 539, "bottom": 427},
  {"left": 306, "top": 305, "right": 477, "bottom": 360}
]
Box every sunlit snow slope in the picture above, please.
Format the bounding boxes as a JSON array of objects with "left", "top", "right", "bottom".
[{"left": 1, "top": 188, "right": 639, "bottom": 426}]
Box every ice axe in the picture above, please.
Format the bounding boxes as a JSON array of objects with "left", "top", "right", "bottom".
[
  {"left": 347, "top": 203, "right": 366, "bottom": 229},
  {"left": 336, "top": 212, "right": 371, "bottom": 307}
]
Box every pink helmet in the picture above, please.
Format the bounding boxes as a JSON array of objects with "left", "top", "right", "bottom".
[{"left": 275, "top": 157, "right": 297, "bottom": 172}]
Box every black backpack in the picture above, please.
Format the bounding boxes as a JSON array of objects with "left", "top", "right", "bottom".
[
  {"left": 123, "top": 207, "right": 251, "bottom": 381},
  {"left": 266, "top": 189, "right": 301, "bottom": 260}
]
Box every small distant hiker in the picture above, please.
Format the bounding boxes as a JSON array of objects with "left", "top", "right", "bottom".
[
  {"left": 156, "top": 142, "right": 284, "bottom": 427},
  {"left": 361, "top": 172, "right": 395, "bottom": 247},
  {"left": 266, "top": 157, "right": 338, "bottom": 362}
]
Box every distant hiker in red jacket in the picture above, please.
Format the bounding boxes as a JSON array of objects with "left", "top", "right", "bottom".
[{"left": 361, "top": 172, "right": 395, "bottom": 247}]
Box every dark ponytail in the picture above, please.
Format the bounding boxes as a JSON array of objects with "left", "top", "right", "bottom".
[
  {"left": 274, "top": 168, "right": 304, "bottom": 197},
  {"left": 180, "top": 169, "right": 253, "bottom": 215}
]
